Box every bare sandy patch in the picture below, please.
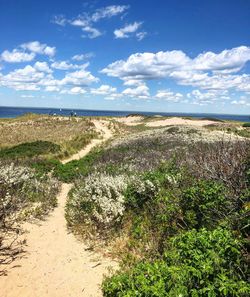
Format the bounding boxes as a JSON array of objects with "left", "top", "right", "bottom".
[
  {"left": 146, "top": 117, "right": 216, "bottom": 127},
  {"left": 116, "top": 116, "right": 144, "bottom": 126}
]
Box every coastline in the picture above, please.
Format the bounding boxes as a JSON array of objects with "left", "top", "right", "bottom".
[{"left": 0, "top": 106, "right": 249, "bottom": 122}]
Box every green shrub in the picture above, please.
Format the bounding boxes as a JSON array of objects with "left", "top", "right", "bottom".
[
  {"left": 180, "top": 180, "right": 228, "bottom": 229},
  {"left": 65, "top": 173, "right": 128, "bottom": 230},
  {"left": 0, "top": 141, "right": 60, "bottom": 159},
  {"left": 124, "top": 177, "right": 157, "bottom": 209},
  {"left": 54, "top": 149, "right": 102, "bottom": 182},
  {"left": 242, "top": 122, "right": 250, "bottom": 128},
  {"left": 103, "top": 228, "right": 250, "bottom": 297},
  {"left": 30, "top": 158, "right": 60, "bottom": 176}
]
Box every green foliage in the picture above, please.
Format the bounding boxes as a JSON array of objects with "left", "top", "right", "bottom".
[
  {"left": 103, "top": 228, "right": 250, "bottom": 297},
  {"left": 242, "top": 122, "right": 250, "bottom": 128},
  {"left": 180, "top": 180, "right": 228, "bottom": 228},
  {"left": 124, "top": 178, "right": 157, "bottom": 209},
  {"left": 0, "top": 141, "right": 60, "bottom": 159},
  {"left": 54, "top": 149, "right": 102, "bottom": 182},
  {"left": 30, "top": 158, "right": 61, "bottom": 176}
]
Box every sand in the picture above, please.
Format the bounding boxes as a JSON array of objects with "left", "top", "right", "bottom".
[
  {"left": 116, "top": 116, "right": 217, "bottom": 127},
  {"left": 115, "top": 116, "right": 144, "bottom": 126},
  {"left": 0, "top": 120, "right": 116, "bottom": 297},
  {"left": 62, "top": 120, "right": 113, "bottom": 164},
  {"left": 145, "top": 117, "right": 216, "bottom": 127}
]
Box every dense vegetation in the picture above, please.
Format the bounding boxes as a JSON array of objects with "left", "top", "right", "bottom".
[
  {"left": 0, "top": 115, "right": 249, "bottom": 294},
  {"left": 0, "top": 114, "right": 98, "bottom": 158},
  {"left": 64, "top": 129, "right": 249, "bottom": 296},
  {"left": 0, "top": 162, "right": 59, "bottom": 268},
  {"left": 0, "top": 141, "right": 60, "bottom": 159}
]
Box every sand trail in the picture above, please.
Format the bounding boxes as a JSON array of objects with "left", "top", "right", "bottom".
[
  {"left": 62, "top": 120, "right": 112, "bottom": 164},
  {"left": 0, "top": 120, "right": 115, "bottom": 297}
]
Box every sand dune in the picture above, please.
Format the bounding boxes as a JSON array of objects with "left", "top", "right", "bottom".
[{"left": 0, "top": 120, "right": 116, "bottom": 297}]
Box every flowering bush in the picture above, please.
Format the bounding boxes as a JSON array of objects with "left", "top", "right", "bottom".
[
  {"left": 124, "top": 177, "right": 158, "bottom": 208},
  {"left": 0, "top": 163, "right": 59, "bottom": 227},
  {"left": 66, "top": 173, "right": 128, "bottom": 228}
]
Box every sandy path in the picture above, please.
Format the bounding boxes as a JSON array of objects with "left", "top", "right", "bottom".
[
  {"left": 0, "top": 120, "right": 115, "bottom": 297},
  {"left": 62, "top": 120, "right": 112, "bottom": 164}
]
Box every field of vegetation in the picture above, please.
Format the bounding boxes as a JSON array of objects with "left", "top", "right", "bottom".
[
  {"left": 0, "top": 113, "right": 98, "bottom": 159},
  {"left": 0, "top": 114, "right": 249, "bottom": 295},
  {"left": 63, "top": 122, "right": 250, "bottom": 296},
  {"left": 0, "top": 114, "right": 99, "bottom": 269}
]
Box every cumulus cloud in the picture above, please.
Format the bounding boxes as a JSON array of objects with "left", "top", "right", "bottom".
[
  {"left": 91, "top": 84, "right": 116, "bottom": 95},
  {"left": 21, "top": 41, "right": 56, "bottom": 57},
  {"left": 0, "top": 61, "right": 98, "bottom": 92},
  {"left": 61, "top": 86, "right": 87, "bottom": 95},
  {"left": 34, "top": 61, "right": 52, "bottom": 73},
  {"left": 231, "top": 98, "right": 250, "bottom": 106},
  {"left": 122, "top": 85, "right": 150, "bottom": 99},
  {"left": 114, "top": 22, "right": 143, "bottom": 39},
  {"left": 51, "top": 61, "right": 89, "bottom": 70},
  {"left": 45, "top": 86, "right": 61, "bottom": 92},
  {"left": 1, "top": 41, "right": 56, "bottom": 64},
  {"left": 102, "top": 46, "right": 250, "bottom": 95},
  {"left": 102, "top": 50, "right": 190, "bottom": 79},
  {"left": 155, "top": 90, "right": 183, "bottom": 102},
  {"left": 60, "top": 69, "right": 98, "bottom": 86},
  {"left": 1, "top": 50, "right": 35, "bottom": 63}
]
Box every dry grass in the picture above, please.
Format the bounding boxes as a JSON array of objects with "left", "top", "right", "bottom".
[{"left": 0, "top": 114, "right": 96, "bottom": 149}]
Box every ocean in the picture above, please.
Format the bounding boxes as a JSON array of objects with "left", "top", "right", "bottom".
[{"left": 0, "top": 106, "right": 249, "bottom": 122}]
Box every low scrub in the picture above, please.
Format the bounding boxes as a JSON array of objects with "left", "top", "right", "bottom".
[
  {"left": 65, "top": 173, "right": 128, "bottom": 233},
  {"left": 0, "top": 162, "right": 59, "bottom": 266},
  {"left": 0, "top": 141, "right": 60, "bottom": 159},
  {"left": 103, "top": 228, "right": 249, "bottom": 297}
]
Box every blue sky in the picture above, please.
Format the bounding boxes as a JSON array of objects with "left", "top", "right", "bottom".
[{"left": 0, "top": 0, "right": 250, "bottom": 114}]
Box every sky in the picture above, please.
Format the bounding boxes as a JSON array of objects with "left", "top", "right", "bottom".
[{"left": 0, "top": 0, "right": 250, "bottom": 114}]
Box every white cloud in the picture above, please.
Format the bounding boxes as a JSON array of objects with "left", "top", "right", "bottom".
[
  {"left": 104, "top": 93, "right": 123, "bottom": 100},
  {"left": 123, "top": 79, "right": 145, "bottom": 87},
  {"left": 91, "top": 5, "right": 129, "bottom": 22},
  {"left": 60, "top": 69, "right": 98, "bottom": 86},
  {"left": 61, "top": 87, "right": 86, "bottom": 95},
  {"left": 51, "top": 61, "right": 89, "bottom": 70},
  {"left": 114, "top": 22, "right": 142, "bottom": 39},
  {"left": 102, "top": 46, "right": 250, "bottom": 95},
  {"left": 45, "top": 86, "right": 61, "bottom": 92},
  {"left": 1, "top": 41, "right": 56, "bottom": 64},
  {"left": 0, "top": 62, "right": 98, "bottom": 92},
  {"left": 122, "top": 85, "right": 150, "bottom": 99},
  {"left": 231, "top": 98, "right": 250, "bottom": 106},
  {"left": 72, "top": 52, "right": 95, "bottom": 61},
  {"left": 1, "top": 65, "right": 44, "bottom": 83},
  {"left": 136, "top": 31, "right": 147, "bottom": 41},
  {"left": 91, "top": 84, "right": 116, "bottom": 95},
  {"left": 34, "top": 61, "right": 52, "bottom": 73},
  {"left": 1, "top": 50, "right": 35, "bottom": 63},
  {"left": 21, "top": 41, "right": 56, "bottom": 57},
  {"left": 51, "top": 15, "right": 67, "bottom": 26},
  {"left": 102, "top": 50, "right": 190, "bottom": 79},
  {"left": 81, "top": 26, "right": 102, "bottom": 39},
  {"left": 193, "top": 46, "right": 250, "bottom": 73},
  {"left": 21, "top": 94, "right": 35, "bottom": 98},
  {"left": 155, "top": 90, "right": 183, "bottom": 102},
  {"left": 53, "top": 5, "right": 130, "bottom": 39}
]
